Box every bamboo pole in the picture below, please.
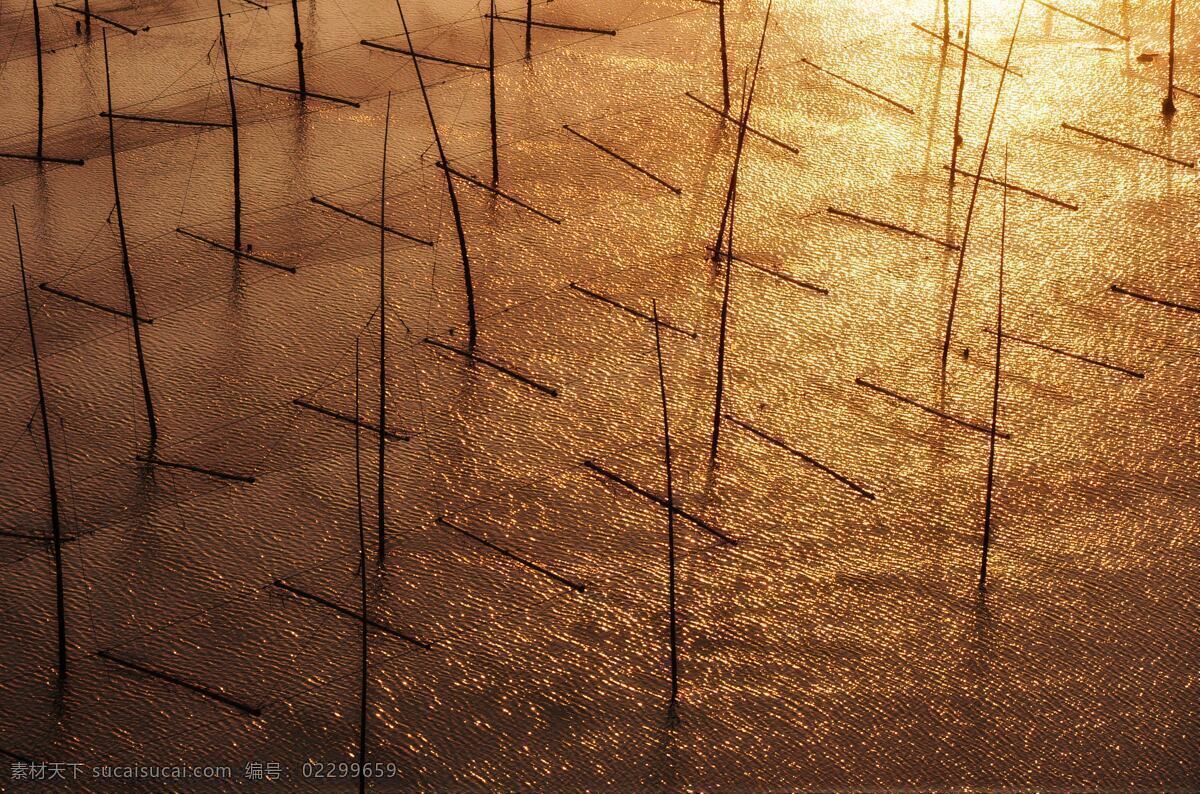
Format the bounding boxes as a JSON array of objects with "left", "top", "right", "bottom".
[
  {"left": 1061, "top": 122, "right": 1194, "bottom": 168},
  {"left": 949, "top": 0, "right": 972, "bottom": 186},
  {"left": 582, "top": 460, "right": 735, "bottom": 543},
  {"left": 941, "top": 0, "right": 1025, "bottom": 370},
  {"left": 712, "top": 1, "right": 772, "bottom": 264},
  {"left": 378, "top": 93, "right": 391, "bottom": 559},
  {"left": 396, "top": 0, "right": 478, "bottom": 352},
  {"left": 712, "top": 78, "right": 749, "bottom": 463},
  {"left": 103, "top": 31, "right": 158, "bottom": 450},
  {"left": 490, "top": 12, "right": 614, "bottom": 36},
  {"left": 684, "top": 91, "right": 799, "bottom": 154},
  {"left": 1110, "top": 283, "right": 1200, "bottom": 313},
  {"left": 216, "top": 0, "right": 242, "bottom": 252},
  {"left": 354, "top": 340, "right": 367, "bottom": 794},
  {"left": 525, "top": 0, "right": 532, "bottom": 58},
  {"left": 33, "top": 0, "right": 45, "bottom": 160},
  {"left": 711, "top": 156, "right": 736, "bottom": 463},
  {"left": 799, "top": 58, "right": 915, "bottom": 114},
  {"left": 360, "top": 40, "right": 487, "bottom": 69},
  {"left": 13, "top": 207, "right": 67, "bottom": 681},
  {"left": 1164, "top": 0, "right": 1177, "bottom": 115},
  {"left": 980, "top": 148, "right": 1007, "bottom": 590},
  {"left": 489, "top": 0, "right": 499, "bottom": 186},
  {"left": 291, "top": 0, "right": 307, "bottom": 98},
  {"left": 652, "top": 300, "right": 678, "bottom": 718},
  {"left": 718, "top": 0, "right": 730, "bottom": 114},
  {"left": 422, "top": 338, "right": 558, "bottom": 396}
]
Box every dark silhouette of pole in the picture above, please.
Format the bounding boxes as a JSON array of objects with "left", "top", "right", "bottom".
[
  {"left": 652, "top": 300, "right": 678, "bottom": 718},
  {"left": 103, "top": 31, "right": 157, "bottom": 450},
  {"left": 13, "top": 207, "right": 67, "bottom": 681},
  {"left": 33, "top": 0, "right": 45, "bottom": 160},
  {"left": 718, "top": 0, "right": 730, "bottom": 113},
  {"left": 396, "top": 0, "right": 477, "bottom": 352},
  {"left": 489, "top": 0, "right": 499, "bottom": 186},
  {"left": 712, "top": 75, "right": 753, "bottom": 462},
  {"left": 525, "top": 0, "right": 532, "bottom": 58},
  {"left": 291, "top": 0, "right": 307, "bottom": 98},
  {"left": 949, "top": 0, "right": 972, "bottom": 186},
  {"left": 216, "top": 0, "right": 242, "bottom": 251},
  {"left": 712, "top": 1, "right": 772, "bottom": 265},
  {"left": 378, "top": 93, "right": 391, "bottom": 558},
  {"left": 711, "top": 151, "right": 736, "bottom": 463},
  {"left": 980, "top": 149, "right": 1008, "bottom": 591},
  {"left": 941, "top": 0, "right": 1025, "bottom": 370},
  {"left": 354, "top": 339, "right": 367, "bottom": 794},
  {"left": 942, "top": 0, "right": 950, "bottom": 44},
  {"left": 1164, "top": 0, "right": 1177, "bottom": 115}
]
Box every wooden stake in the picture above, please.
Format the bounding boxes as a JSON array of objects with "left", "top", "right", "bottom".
[
  {"left": 1030, "top": 0, "right": 1127, "bottom": 40},
  {"left": 582, "top": 460, "right": 735, "bottom": 543},
  {"left": 489, "top": 0, "right": 499, "bottom": 186},
  {"left": 949, "top": 0, "right": 972, "bottom": 187},
  {"left": 310, "top": 197, "right": 432, "bottom": 245},
  {"left": 378, "top": 93, "right": 391, "bottom": 559},
  {"left": 292, "top": 398, "right": 410, "bottom": 441},
  {"left": 855, "top": 377, "right": 1010, "bottom": 438},
  {"left": 273, "top": 580, "right": 426, "bottom": 646},
  {"left": 912, "top": 23, "right": 1024, "bottom": 76},
  {"left": 827, "top": 207, "right": 959, "bottom": 250},
  {"left": 942, "top": 0, "right": 1025, "bottom": 371},
  {"left": 436, "top": 162, "right": 561, "bottom": 224},
  {"left": 1061, "top": 122, "right": 1194, "bottom": 168},
  {"left": 568, "top": 282, "right": 696, "bottom": 338},
  {"left": 980, "top": 148, "right": 1007, "bottom": 590},
  {"left": 437, "top": 517, "right": 586, "bottom": 592},
  {"left": 725, "top": 415, "right": 876, "bottom": 500},
  {"left": 712, "top": 2, "right": 772, "bottom": 264},
  {"left": 52, "top": 3, "right": 139, "bottom": 35},
  {"left": 488, "top": 12, "right": 615, "bottom": 36},
  {"left": 563, "top": 125, "right": 682, "bottom": 194},
  {"left": 652, "top": 300, "right": 679, "bottom": 718},
  {"left": 100, "top": 111, "right": 230, "bottom": 128},
  {"left": 231, "top": 76, "right": 359, "bottom": 108},
  {"left": 354, "top": 339, "right": 367, "bottom": 794},
  {"left": 291, "top": 0, "right": 307, "bottom": 98},
  {"left": 1164, "top": 0, "right": 1177, "bottom": 115},
  {"left": 718, "top": 0, "right": 730, "bottom": 114},
  {"left": 712, "top": 79, "right": 747, "bottom": 462},
  {"left": 96, "top": 650, "right": 260, "bottom": 716},
  {"left": 103, "top": 30, "right": 158, "bottom": 450},
  {"left": 711, "top": 182, "right": 734, "bottom": 462},
  {"left": 396, "top": 0, "right": 478, "bottom": 352},
  {"left": 33, "top": 0, "right": 45, "bottom": 160},
  {"left": 1110, "top": 283, "right": 1200, "bottom": 314},
  {"left": 39, "top": 283, "right": 153, "bottom": 323},
  {"left": 13, "top": 207, "right": 67, "bottom": 682},
  {"left": 176, "top": 228, "right": 295, "bottom": 272},
  {"left": 216, "top": 0, "right": 242, "bottom": 252},
  {"left": 525, "top": 0, "right": 533, "bottom": 58},
  {"left": 422, "top": 337, "right": 558, "bottom": 396},
  {"left": 799, "top": 58, "right": 915, "bottom": 114},
  {"left": 360, "top": 40, "right": 486, "bottom": 70},
  {"left": 684, "top": 91, "right": 799, "bottom": 154},
  {"left": 134, "top": 455, "right": 254, "bottom": 483}
]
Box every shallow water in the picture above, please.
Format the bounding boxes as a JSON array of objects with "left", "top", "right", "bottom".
[{"left": 0, "top": 0, "right": 1197, "bottom": 790}]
